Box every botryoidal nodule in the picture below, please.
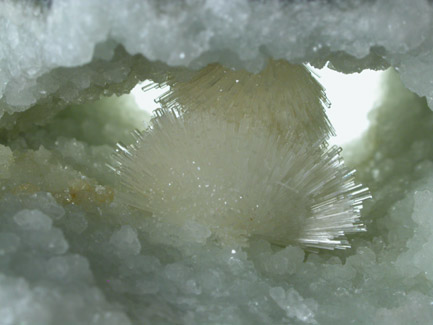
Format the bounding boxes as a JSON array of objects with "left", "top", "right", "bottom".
[{"left": 110, "top": 61, "right": 370, "bottom": 249}]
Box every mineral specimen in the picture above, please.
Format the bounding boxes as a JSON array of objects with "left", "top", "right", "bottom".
[{"left": 0, "top": 1, "right": 432, "bottom": 324}]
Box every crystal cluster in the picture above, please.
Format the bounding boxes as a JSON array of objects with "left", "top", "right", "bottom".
[{"left": 112, "top": 61, "right": 369, "bottom": 249}]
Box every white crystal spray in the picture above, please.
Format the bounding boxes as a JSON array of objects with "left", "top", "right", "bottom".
[{"left": 111, "top": 61, "right": 370, "bottom": 249}]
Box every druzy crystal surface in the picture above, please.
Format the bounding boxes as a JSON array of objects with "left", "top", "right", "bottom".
[{"left": 0, "top": 1, "right": 433, "bottom": 324}]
